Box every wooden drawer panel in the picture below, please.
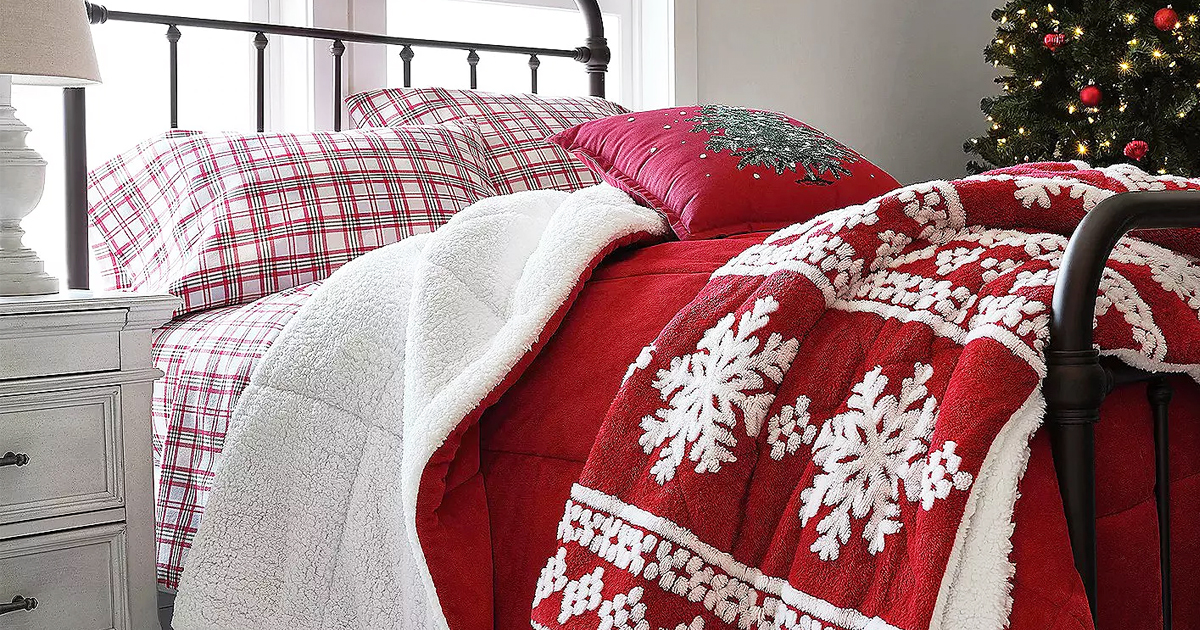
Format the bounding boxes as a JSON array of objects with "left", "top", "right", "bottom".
[
  {"left": 0, "top": 387, "right": 124, "bottom": 525},
  {"left": 0, "top": 523, "right": 129, "bottom": 630},
  {"left": 0, "top": 309, "right": 126, "bottom": 380}
]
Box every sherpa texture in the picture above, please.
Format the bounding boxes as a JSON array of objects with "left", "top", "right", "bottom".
[{"left": 172, "top": 183, "right": 668, "bottom": 630}]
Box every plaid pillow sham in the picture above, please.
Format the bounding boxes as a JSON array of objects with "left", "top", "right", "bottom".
[
  {"left": 344, "top": 87, "right": 629, "bottom": 195},
  {"left": 88, "top": 123, "right": 496, "bottom": 315}
]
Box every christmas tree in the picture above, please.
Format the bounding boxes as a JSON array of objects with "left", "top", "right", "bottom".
[
  {"left": 966, "top": 3, "right": 1200, "bottom": 176},
  {"left": 686, "top": 105, "right": 861, "bottom": 185}
]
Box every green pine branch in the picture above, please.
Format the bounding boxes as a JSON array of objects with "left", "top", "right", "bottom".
[{"left": 966, "top": 0, "right": 1200, "bottom": 176}]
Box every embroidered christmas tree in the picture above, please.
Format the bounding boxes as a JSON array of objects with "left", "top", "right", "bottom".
[{"left": 685, "top": 104, "right": 861, "bottom": 185}]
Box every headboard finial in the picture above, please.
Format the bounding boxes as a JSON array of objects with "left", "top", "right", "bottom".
[{"left": 84, "top": 2, "right": 108, "bottom": 25}]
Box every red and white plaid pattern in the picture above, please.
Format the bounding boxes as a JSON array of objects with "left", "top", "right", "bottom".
[
  {"left": 89, "top": 124, "right": 496, "bottom": 316},
  {"left": 345, "top": 87, "right": 629, "bottom": 194},
  {"left": 150, "top": 281, "right": 320, "bottom": 589}
]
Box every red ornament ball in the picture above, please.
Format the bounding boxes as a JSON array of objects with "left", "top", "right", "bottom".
[
  {"left": 1079, "top": 85, "right": 1103, "bottom": 107},
  {"left": 1124, "top": 140, "right": 1150, "bottom": 161},
  {"left": 1043, "top": 33, "right": 1067, "bottom": 52},
  {"left": 1155, "top": 6, "right": 1180, "bottom": 31}
]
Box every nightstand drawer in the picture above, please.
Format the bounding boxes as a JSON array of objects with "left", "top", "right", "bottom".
[
  {"left": 0, "top": 523, "right": 130, "bottom": 630},
  {"left": 0, "top": 387, "right": 124, "bottom": 525},
  {"left": 0, "top": 308, "right": 127, "bottom": 379}
]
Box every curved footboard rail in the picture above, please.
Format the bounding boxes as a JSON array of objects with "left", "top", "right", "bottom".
[{"left": 1046, "top": 190, "right": 1200, "bottom": 627}]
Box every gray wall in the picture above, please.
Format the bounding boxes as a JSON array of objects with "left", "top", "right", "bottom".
[{"left": 692, "top": 0, "right": 999, "bottom": 184}]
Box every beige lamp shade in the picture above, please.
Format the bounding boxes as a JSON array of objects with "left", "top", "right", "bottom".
[{"left": 0, "top": 0, "right": 101, "bottom": 86}]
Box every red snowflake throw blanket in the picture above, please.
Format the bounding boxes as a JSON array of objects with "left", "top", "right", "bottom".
[{"left": 530, "top": 163, "right": 1200, "bottom": 630}]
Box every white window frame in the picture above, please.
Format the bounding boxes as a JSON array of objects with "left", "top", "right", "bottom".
[
  {"left": 247, "top": 0, "right": 687, "bottom": 130},
  {"left": 463, "top": 0, "right": 691, "bottom": 109},
  {"left": 466, "top": 0, "right": 638, "bottom": 105},
  {"left": 251, "top": 0, "right": 346, "bottom": 131},
  {"left": 305, "top": 0, "right": 390, "bottom": 131},
  {"left": 461, "top": 0, "right": 656, "bottom": 108},
  {"left": 251, "top": 0, "right": 319, "bottom": 130},
  {"left": 373, "top": 0, "right": 670, "bottom": 111}
]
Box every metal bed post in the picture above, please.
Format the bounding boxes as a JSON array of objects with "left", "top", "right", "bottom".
[
  {"left": 1045, "top": 190, "right": 1200, "bottom": 626},
  {"left": 573, "top": 0, "right": 608, "bottom": 98},
  {"left": 167, "top": 25, "right": 181, "bottom": 129},
  {"left": 528, "top": 54, "right": 540, "bottom": 94},
  {"left": 1149, "top": 377, "right": 1174, "bottom": 629},
  {"left": 63, "top": 88, "right": 89, "bottom": 290},
  {"left": 399, "top": 45, "right": 414, "bottom": 88},
  {"left": 253, "top": 32, "right": 268, "bottom": 132},
  {"left": 467, "top": 49, "right": 480, "bottom": 90},
  {"left": 330, "top": 39, "right": 345, "bottom": 132}
]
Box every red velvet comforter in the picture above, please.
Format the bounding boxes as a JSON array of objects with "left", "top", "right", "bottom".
[{"left": 419, "top": 231, "right": 1200, "bottom": 630}]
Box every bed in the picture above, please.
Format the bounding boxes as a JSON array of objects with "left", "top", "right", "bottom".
[{"left": 62, "top": 3, "right": 1200, "bottom": 630}]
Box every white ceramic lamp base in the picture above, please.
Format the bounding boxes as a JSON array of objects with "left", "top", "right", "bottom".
[
  {"left": 0, "top": 75, "right": 59, "bottom": 296},
  {"left": 0, "top": 233, "right": 59, "bottom": 295}
]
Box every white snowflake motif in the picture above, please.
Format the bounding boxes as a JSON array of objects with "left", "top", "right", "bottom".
[
  {"left": 639, "top": 296, "right": 800, "bottom": 484},
  {"left": 799, "top": 363, "right": 954, "bottom": 561},
  {"left": 870, "top": 230, "right": 913, "bottom": 272},
  {"left": 894, "top": 181, "right": 966, "bottom": 238},
  {"left": 1115, "top": 240, "right": 1200, "bottom": 313},
  {"left": 766, "top": 395, "right": 816, "bottom": 460},
  {"left": 966, "top": 173, "right": 1112, "bottom": 212},
  {"left": 533, "top": 548, "right": 569, "bottom": 609},
  {"left": 559, "top": 566, "right": 606, "bottom": 623},
  {"left": 969, "top": 293, "right": 1049, "bottom": 344},
  {"left": 663, "top": 616, "right": 705, "bottom": 630},
  {"left": 624, "top": 344, "right": 656, "bottom": 384},
  {"left": 920, "top": 441, "right": 974, "bottom": 510},
  {"left": 715, "top": 231, "right": 865, "bottom": 297},
  {"left": 1102, "top": 163, "right": 1199, "bottom": 192},
  {"left": 597, "top": 586, "right": 650, "bottom": 630},
  {"left": 763, "top": 203, "right": 879, "bottom": 246},
  {"left": 1011, "top": 177, "right": 1111, "bottom": 211},
  {"left": 768, "top": 605, "right": 841, "bottom": 630},
  {"left": 1095, "top": 267, "right": 1167, "bottom": 360}
]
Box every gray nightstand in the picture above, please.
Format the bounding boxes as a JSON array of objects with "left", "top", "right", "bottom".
[{"left": 0, "top": 291, "right": 177, "bottom": 630}]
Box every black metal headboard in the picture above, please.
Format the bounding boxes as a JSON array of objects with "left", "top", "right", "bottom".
[{"left": 64, "top": 0, "right": 610, "bottom": 290}]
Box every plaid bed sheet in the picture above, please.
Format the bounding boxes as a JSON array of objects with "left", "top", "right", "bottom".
[{"left": 151, "top": 281, "right": 321, "bottom": 589}]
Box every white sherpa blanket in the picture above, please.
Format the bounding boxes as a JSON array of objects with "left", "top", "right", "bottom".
[{"left": 173, "top": 184, "right": 668, "bottom": 630}]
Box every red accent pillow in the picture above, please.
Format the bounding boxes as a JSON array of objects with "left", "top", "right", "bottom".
[{"left": 548, "top": 105, "right": 901, "bottom": 240}]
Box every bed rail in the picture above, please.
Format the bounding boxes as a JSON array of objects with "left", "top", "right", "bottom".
[
  {"left": 1045, "top": 189, "right": 1200, "bottom": 628},
  {"left": 64, "top": 0, "right": 609, "bottom": 289}
]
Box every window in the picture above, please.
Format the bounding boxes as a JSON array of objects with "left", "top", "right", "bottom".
[
  {"left": 384, "top": 0, "right": 652, "bottom": 107},
  {"left": 11, "top": 0, "right": 674, "bottom": 285},
  {"left": 13, "top": 0, "right": 263, "bottom": 284},
  {"left": 10, "top": 0, "right": 314, "bottom": 282}
]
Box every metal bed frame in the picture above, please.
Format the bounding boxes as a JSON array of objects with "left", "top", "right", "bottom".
[
  {"left": 63, "top": 0, "right": 609, "bottom": 292},
  {"left": 62, "top": 7, "right": 605, "bottom": 624},
  {"left": 58, "top": 3, "right": 1200, "bottom": 628},
  {"left": 1046, "top": 191, "right": 1200, "bottom": 628}
]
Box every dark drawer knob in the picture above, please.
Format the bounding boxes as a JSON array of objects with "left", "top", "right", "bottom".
[
  {"left": 0, "top": 595, "right": 37, "bottom": 615},
  {"left": 0, "top": 452, "right": 29, "bottom": 467}
]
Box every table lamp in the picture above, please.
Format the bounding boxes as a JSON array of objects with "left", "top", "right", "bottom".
[{"left": 0, "top": 0, "right": 101, "bottom": 295}]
